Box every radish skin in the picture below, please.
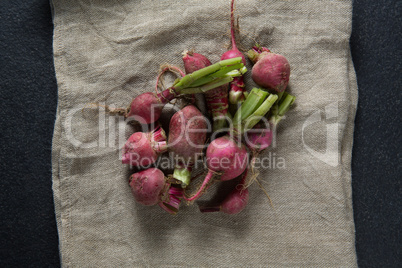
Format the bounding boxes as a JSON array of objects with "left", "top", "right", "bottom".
[
  {"left": 129, "top": 168, "right": 168, "bottom": 206},
  {"left": 168, "top": 105, "right": 208, "bottom": 187},
  {"left": 126, "top": 89, "right": 176, "bottom": 124},
  {"left": 129, "top": 168, "right": 184, "bottom": 214},
  {"left": 122, "top": 124, "right": 167, "bottom": 168},
  {"left": 247, "top": 46, "right": 290, "bottom": 93},
  {"left": 244, "top": 122, "right": 273, "bottom": 152},
  {"left": 184, "top": 135, "right": 248, "bottom": 202}
]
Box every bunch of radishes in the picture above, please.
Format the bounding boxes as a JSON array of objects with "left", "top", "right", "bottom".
[{"left": 120, "top": 0, "right": 295, "bottom": 215}]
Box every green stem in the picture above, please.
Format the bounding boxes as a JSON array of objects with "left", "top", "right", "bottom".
[
  {"left": 278, "top": 93, "right": 296, "bottom": 116},
  {"left": 225, "top": 69, "right": 244, "bottom": 77},
  {"left": 174, "top": 57, "right": 243, "bottom": 89},
  {"left": 188, "top": 64, "right": 243, "bottom": 87},
  {"left": 247, "top": 49, "right": 260, "bottom": 63},
  {"left": 178, "top": 76, "right": 233, "bottom": 95},
  {"left": 240, "top": 94, "right": 278, "bottom": 133},
  {"left": 232, "top": 88, "right": 268, "bottom": 126},
  {"left": 270, "top": 92, "right": 284, "bottom": 116},
  {"left": 277, "top": 91, "right": 285, "bottom": 102},
  {"left": 270, "top": 93, "right": 296, "bottom": 125},
  {"left": 202, "top": 63, "right": 243, "bottom": 80}
]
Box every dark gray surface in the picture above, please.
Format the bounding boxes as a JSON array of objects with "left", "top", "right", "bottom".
[
  {"left": 0, "top": 1, "right": 59, "bottom": 267},
  {"left": 0, "top": 0, "right": 400, "bottom": 267},
  {"left": 350, "top": 0, "right": 401, "bottom": 266}
]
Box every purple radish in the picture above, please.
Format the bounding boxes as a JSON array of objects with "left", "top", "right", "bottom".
[
  {"left": 168, "top": 104, "right": 208, "bottom": 187},
  {"left": 129, "top": 168, "right": 184, "bottom": 214},
  {"left": 122, "top": 124, "right": 167, "bottom": 168},
  {"left": 244, "top": 122, "right": 273, "bottom": 152},
  {"left": 184, "top": 135, "right": 248, "bottom": 202},
  {"left": 129, "top": 168, "right": 169, "bottom": 206},
  {"left": 199, "top": 169, "right": 249, "bottom": 214},
  {"left": 247, "top": 46, "right": 290, "bottom": 93}
]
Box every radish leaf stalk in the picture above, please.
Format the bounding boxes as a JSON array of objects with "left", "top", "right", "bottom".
[
  {"left": 182, "top": 51, "right": 231, "bottom": 132},
  {"left": 127, "top": 57, "right": 245, "bottom": 124}
]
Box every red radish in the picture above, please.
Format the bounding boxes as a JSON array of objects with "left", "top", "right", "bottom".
[
  {"left": 247, "top": 46, "right": 290, "bottom": 93},
  {"left": 184, "top": 88, "right": 279, "bottom": 202},
  {"left": 244, "top": 122, "right": 273, "bottom": 152},
  {"left": 199, "top": 169, "right": 249, "bottom": 214},
  {"left": 182, "top": 51, "right": 229, "bottom": 131},
  {"left": 122, "top": 124, "right": 167, "bottom": 168},
  {"left": 182, "top": 51, "right": 211, "bottom": 74},
  {"left": 129, "top": 168, "right": 184, "bottom": 214},
  {"left": 184, "top": 135, "right": 248, "bottom": 201},
  {"left": 129, "top": 168, "right": 169, "bottom": 206},
  {"left": 126, "top": 90, "right": 175, "bottom": 125},
  {"left": 125, "top": 57, "right": 246, "bottom": 124},
  {"left": 168, "top": 105, "right": 208, "bottom": 187},
  {"left": 221, "top": 0, "right": 247, "bottom": 104},
  {"left": 206, "top": 135, "right": 248, "bottom": 181}
]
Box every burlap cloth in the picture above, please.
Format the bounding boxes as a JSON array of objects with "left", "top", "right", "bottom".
[{"left": 51, "top": 0, "right": 358, "bottom": 266}]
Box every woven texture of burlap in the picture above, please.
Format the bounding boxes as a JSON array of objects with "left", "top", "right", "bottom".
[{"left": 51, "top": 0, "right": 358, "bottom": 266}]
